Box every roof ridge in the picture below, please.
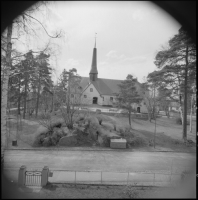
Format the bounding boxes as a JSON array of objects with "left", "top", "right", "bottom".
[{"left": 98, "top": 77, "right": 123, "bottom": 81}]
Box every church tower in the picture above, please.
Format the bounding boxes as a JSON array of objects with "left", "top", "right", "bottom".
[{"left": 89, "top": 36, "right": 98, "bottom": 81}]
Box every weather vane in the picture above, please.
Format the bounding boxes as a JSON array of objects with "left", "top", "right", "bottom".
[{"left": 95, "top": 32, "right": 97, "bottom": 48}]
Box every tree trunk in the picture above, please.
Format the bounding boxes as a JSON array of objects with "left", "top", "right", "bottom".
[
  {"left": 51, "top": 90, "right": 54, "bottom": 114},
  {"left": 189, "top": 94, "right": 193, "bottom": 133},
  {"left": 23, "top": 76, "right": 28, "bottom": 119},
  {"left": 1, "top": 24, "right": 13, "bottom": 152},
  {"left": 183, "top": 45, "right": 189, "bottom": 142},
  {"left": 128, "top": 111, "right": 131, "bottom": 128},
  {"left": 17, "top": 75, "right": 21, "bottom": 115},
  {"left": 36, "top": 75, "right": 41, "bottom": 118}
]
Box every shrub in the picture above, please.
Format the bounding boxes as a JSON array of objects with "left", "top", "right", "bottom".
[
  {"left": 101, "top": 135, "right": 111, "bottom": 147},
  {"left": 51, "top": 136, "right": 58, "bottom": 146},
  {"left": 127, "top": 136, "right": 146, "bottom": 147},
  {"left": 52, "top": 122, "right": 62, "bottom": 128},
  {"left": 96, "top": 115, "right": 103, "bottom": 125},
  {"left": 148, "top": 139, "right": 153, "bottom": 146},
  {"left": 96, "top": 109, "right": 101, "bottom": 114},
  {"left": 76, "top": 113, "right": 85, "bottom": 122},
  {"left": 75, "top": 129, "right": 95, "bottom": 146},
  {"left": 53, "top": 128, "right": 64, "bottom": 139},
  {"left": 175, "top": 117, "right": 182, "bottom": 125},
  {"left": 33, "top": 132, "right": 47, "bottom": 147},
  {"left": 42, "top": 137, "right": 52, "bottom": 147}
]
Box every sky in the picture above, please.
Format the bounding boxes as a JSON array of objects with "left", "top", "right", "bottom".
[{"left": 13, "top": 1, "right": 181, "bottom": 83}]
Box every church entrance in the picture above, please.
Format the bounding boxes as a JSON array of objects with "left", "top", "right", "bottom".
[
  {"left": 93, "top": 97, "right": 98, "bottom": 104},
  {"left": 137, "top": 107, "right": 140, "bottom": 113}
]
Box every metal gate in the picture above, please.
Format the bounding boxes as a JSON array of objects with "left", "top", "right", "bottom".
[{"left": 25, "top": 171, "right": 42, "bottom": 186}]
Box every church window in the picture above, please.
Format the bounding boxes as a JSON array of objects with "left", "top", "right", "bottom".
[
  {"left": 103, "top": 97, "right": 104, "bottom": 101},
  {"left": 110, "top": 97, "right": 113, "bottom": 101},
  {"left": 90, "top": 88, "right": 93, "bottom": 92},
  {"left": 84, "top": 95, "right": 87, "bottom": 98}
]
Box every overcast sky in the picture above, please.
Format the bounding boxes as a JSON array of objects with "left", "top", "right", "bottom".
[{"left": 16, "top": 1, "right": 181, "bottom": 83}]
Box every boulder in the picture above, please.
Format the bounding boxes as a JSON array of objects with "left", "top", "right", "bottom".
[
  {"left": 58, "top": 135, "right": 77, "bottom": 146},
  {"left": 35, "top": 126, "right": 49, "bottom": 136}
]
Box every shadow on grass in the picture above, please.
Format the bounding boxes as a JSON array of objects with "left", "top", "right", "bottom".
[
  {"left": 133, "top": 128, "right": 195, "bottom": 150},
  {"left": 43, "top": 182, "right": 59, "bottom": 191}
]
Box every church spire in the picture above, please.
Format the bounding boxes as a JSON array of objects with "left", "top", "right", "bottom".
[
  {"left": 89, "top": 33, "right": 98, "bottom": 81},
  {"left": 94, "top": 33, "right": 97, "bottom": 48}
]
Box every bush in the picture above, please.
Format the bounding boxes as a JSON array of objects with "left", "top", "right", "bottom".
[
  {"left": 43, "top": 137, "right": 52, "bottom": 147},
  {"left": 53, "top": 128, "right": 64, "bottom": 139},
  {"left": 33, "top": 132, "right": 49, "bottom": 147},
  {"left": 76, "top": 114, "right": 85, "bottom": 122},
  {"left": 176, "top": 117, "right": 182, "bottom": 124},
  {"left": 96, "top": 109, "right": 101, "bottom": 114},
  {"left": 33, "top": 126, "right": 66, "bottom": 147},
  {"left": 74, "top": 129, "right": 96, "bottom": 146},
  {"left": 101, "top": 135, "right": 111, "bottom": 147},
  {"left": 96, "top": 115, "right": 103, "bottom": 125},
  {"left": 126, "top": 136, "right": 146, "bottom": 147},
  {"left": 175, "top": 117, "right": 190, "bottom": 125},
  {"left": 51, "top": 136, "right": 58, "bottom": 146}
]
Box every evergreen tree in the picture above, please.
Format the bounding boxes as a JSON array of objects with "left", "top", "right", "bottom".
[
  {"left": 153, "top": 27, "right": 196, "bottom": 142},
  {"left": 115, "top": 74, "right": 142, "bottom": 128}
]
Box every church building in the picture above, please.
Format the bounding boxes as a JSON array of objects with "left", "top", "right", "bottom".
[{"left": 79, "top": 40, "right": 148, "bottom": 113}]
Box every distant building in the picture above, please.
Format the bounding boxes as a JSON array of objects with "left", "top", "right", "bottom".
[
  {"left": 169, "top": 100, "right": 180, "bottom": 112},
  {"left": 78, "top": 40, "right": 148, "bottom": 113}
]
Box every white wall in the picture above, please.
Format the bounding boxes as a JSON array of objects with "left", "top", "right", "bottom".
[
  {"left": 81, "top": 83, "right": 103, "bottom": 105},
  {"left": 132, "top": 101, "right": 148, "bottom": 113},
  {"left": 102, "top": 95, "right": 116, "bottom": 106}
]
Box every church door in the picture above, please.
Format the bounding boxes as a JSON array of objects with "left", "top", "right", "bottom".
[
  {"left": 93, "top": 97, "right": 98, "bottom": 104},
  {"left": 137, "top": 107, "right": 140, "bottom": 113}
]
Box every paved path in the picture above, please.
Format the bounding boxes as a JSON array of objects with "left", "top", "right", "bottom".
[{"left": 3, "top": 150, "right": 196, "bottom": 186}]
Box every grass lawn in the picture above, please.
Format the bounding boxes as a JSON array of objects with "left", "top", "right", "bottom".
[
  {"left": 6, "top": 112, "right": 196, "bottom": 152},
  {"left": 2, "top": 182, "right": 196, "bottom": 199}
]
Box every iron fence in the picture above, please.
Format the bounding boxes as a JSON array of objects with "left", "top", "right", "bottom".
[
  {"left": 48, "top": 169, "right": 187, "bottom": 186},
  {"left": 25, "top": 170, "right": 42, "bottom": 186}
]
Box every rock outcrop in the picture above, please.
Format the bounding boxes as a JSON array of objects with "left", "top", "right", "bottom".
[{"left": 58, "top": 135, "right": 77, "bottom": 146}]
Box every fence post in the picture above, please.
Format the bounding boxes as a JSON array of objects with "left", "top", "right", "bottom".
[
  {"left": 101, "top": 171, "right": 102, "bottom": 184},
  {"left": 127, "top": 172, "right": 129, "bottom": 184},
  {"left": 18, "top": 165, "right": 26, "bottom": 186},
  {"left": 41, "top": 166, "right": 49, "bottom": 186},
  {"left": 170, "top": 159, "right": 173, "bottom": 183},
  {"left": 153, "top": 173, "right": 155, "bottom": 186},
  {"left": 75, "top": 171, "right": 76, "bottom": 185}
]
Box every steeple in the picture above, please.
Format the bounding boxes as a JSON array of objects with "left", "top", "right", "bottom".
[{"left": 89, "top": 33, "right": 98, "bottom": 81}]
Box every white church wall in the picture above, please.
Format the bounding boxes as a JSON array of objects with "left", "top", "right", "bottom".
[
  {"left": 81, "top": 83, "right": 103, "bottom": 105},
  {"left": 102, "top": 95, "right": 116, "bottom": 106},
  {"left": 132, "top": 101, "right": 148, "bottom": 113}
]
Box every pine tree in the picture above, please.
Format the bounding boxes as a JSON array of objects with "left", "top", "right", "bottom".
[
  {"left": 153, "top": 27, "right": 196, "bottom": 142},
  {"left": 115, "top": 74, "right": 142, "bottom": 128}
]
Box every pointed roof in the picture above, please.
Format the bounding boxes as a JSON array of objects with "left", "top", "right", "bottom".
[
  {"left": 89, "top": 39, "right": 98, "bottom": 74},
  {"left": 80, "top": 77, "right": 144, "bottom": 96}
]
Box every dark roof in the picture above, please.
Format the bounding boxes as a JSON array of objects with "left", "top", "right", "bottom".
[
  {"left": 80, "top": 77, "right": 144, "bottom": 96},
  {"left": 89, "top": 48, "right": 98, "bottom": 74},
  {"left": 80, "top": 77, "right": 122, "bottom": 95}
]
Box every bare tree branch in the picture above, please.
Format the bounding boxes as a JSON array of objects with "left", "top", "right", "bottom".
[{"left": 23, "top": 13, "right": 62, "bottom": 38}]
